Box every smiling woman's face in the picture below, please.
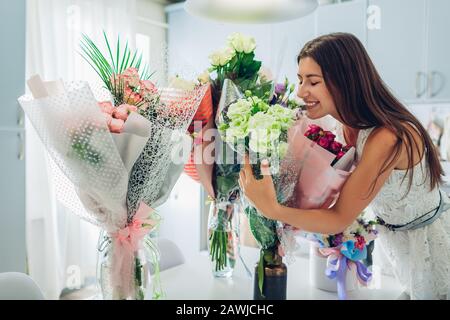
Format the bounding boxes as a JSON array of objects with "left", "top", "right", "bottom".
[{"left": 297, "top": 57, "right": 340, "bottom": 121}]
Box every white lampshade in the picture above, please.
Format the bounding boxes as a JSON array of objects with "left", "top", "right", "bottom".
[{"left": 184, "top": 0, "right": 319, "bottom": 23}]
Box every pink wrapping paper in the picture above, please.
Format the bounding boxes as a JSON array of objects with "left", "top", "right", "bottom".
[{"left": 281, "top": 119, "right": 354, "bottom": 210}]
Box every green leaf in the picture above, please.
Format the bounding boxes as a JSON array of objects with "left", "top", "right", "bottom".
[{"left": 258, "top": 250, "right": 265, "bottom": 297}]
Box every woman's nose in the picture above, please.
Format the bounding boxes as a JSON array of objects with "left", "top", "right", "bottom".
[{"left": 297, "top": 83, "right": 308, "bottom": 100}]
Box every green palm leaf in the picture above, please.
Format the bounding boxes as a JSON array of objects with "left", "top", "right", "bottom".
[{"left": 79, "top": 31, "right": 154, "bottom": 92}]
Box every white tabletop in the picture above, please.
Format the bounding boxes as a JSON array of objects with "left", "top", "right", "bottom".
[{"left": 155, "top": 247, "right": 405, "bottom": 300}]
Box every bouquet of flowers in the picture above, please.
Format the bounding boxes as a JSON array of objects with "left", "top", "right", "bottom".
[
  {"left": 218, "top": 83, "right": 302, "bottom": 295},
  {"left": 167, "top": 74, "right": 214, "bottom": 182},
  {"left": 19, "top": 32, "right": 207, "bottom": 299},
  {"left": 304, "top": 216, "right": 378, "bottom": 300},
  {"left": 182, "top": 33, "right": 274, "bottom": 277},
  {"left": 277, "top": 121, "right": 356, "bottom": 211}
]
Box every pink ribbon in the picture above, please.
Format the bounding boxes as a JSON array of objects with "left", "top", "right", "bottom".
[{"left": 109, "top": 202, "right": 157, "bottom": 299}]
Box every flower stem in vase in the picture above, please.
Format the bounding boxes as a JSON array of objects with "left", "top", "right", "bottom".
[{"left": 208, "top": 202, "right": 239, "bottom": 277}]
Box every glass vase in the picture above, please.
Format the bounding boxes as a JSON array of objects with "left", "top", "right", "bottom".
[
  {"left": 207, "top": 201, "right": 240, "bottom": 278},
  {"left": 96, "top": 231, "right": 152, "bottom": 300}
]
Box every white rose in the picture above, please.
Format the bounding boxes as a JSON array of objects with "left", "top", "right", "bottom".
[
  {"left": 168, "top": 76, "right": 196, "bottom": 91},
  {"left": 197, "top": 70, "right": 210, "bottom": 84},
  {"left": 228, "top": 33, "right": 256, "bottom": 54},
  {"left": 209, "top": 47, "right": 235, "bottom": 66}
]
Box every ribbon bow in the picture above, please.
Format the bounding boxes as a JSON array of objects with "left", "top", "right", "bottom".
[
  {"left": 319, "top": 244, "right": 372, "bottom": 300},
  {"left": 109, "top": 202, "right": 158, "bottom": 299}
]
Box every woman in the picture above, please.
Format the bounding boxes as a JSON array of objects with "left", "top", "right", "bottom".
[{"left": 239, "top": 33, "right": 450, "bottom": 299}]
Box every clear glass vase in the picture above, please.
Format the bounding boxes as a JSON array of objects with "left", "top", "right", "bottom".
[
  {"left": 96, "top": 231, "right": 152, "bottom": 300},
  {"left": 207, "top": 201, "right": 240, "bottom": 278}
]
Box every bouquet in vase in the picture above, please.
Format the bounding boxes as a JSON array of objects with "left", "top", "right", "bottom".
[
  {"left": 218, "top": 82, "right": 303, "bottom": 298},
  {"left": 182, "top": 33, "right": 274, "bottom": 277},
  {"left": 19, "top": 32, "right": 207, "bottom": 299}
]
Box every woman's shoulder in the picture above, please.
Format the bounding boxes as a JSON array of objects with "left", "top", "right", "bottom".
[{"left": 366, "top": 127, "right": 398, "bottom": 146}]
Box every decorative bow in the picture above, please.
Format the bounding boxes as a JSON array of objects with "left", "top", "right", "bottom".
[
  {"left": 319, "top": 245, "right": 372, "bottom": 300},
  {"left": 109, "top": 202, "right": 158, "bottom": 299}
]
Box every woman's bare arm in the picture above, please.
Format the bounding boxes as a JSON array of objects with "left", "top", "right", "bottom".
[{"left": 240, "top": 127, "right": 400, "bottom": 234}]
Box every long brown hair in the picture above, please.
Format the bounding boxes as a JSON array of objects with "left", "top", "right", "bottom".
[{"left": 298, "top": 33, "right": 443, "bottom": 195}]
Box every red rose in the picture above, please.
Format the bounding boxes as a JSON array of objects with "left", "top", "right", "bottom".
[
  {"left": 330, "top": 141, "right": 343, "bottom": 154},
  {"left": 318, "top": 137, "right": 330, "bottom": 149},
  {"left": 324, "top": 131, "right": 335, "bottom": 142},
  {"left": 336, "top": 150, "right": 345, "bottom": 160},
  {"left": 308, "top": 124, "right": 321, "bottom": 134}
]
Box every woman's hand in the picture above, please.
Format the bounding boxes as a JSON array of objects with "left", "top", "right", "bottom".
[{"left": 239, "top": 154, "right": 280, "bottom": 220}]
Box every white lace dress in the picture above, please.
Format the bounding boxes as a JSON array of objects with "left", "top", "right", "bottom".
[{"left": 337, "top": 125, "right": 450, "bottom": 299}]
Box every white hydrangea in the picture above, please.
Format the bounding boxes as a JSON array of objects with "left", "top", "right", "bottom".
[
  {"left": 227, "top": 99, "right": 253, "bottom": 120},
  {"left": 267, "top": 104, "right": 296, "bottom": 130}
]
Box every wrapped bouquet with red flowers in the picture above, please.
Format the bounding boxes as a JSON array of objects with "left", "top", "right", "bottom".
[
  {"left": 278, "top": 119, "right": 356, "bottom": 210},
  {"left": 303, "top": 124, "right": 352, "bottom": 166}
]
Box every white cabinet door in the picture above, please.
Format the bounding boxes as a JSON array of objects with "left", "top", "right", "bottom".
[
  {"left": 270, "top": 13, "right": 316, "bottom": 85},
  {"left": 0, "top": 0, "right": 25, "bottom": 128},
  {"left": 0, "top": 130, "right": 26, "bottom": 272},
  {"left": 367, "top": 0, "right": 427, "bottom": 103},
  {"left": 316, "top": 0, "right": 368, "bottom": 45},
  {"left": 427, "top": 0, "right": 450, "bottom": 101}
]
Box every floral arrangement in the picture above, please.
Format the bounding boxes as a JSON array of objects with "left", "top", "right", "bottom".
[
  {"left": 185, "top": 32, "right": 276, "bottom": 278},
  {"left": 20, "top": 32, "right": 206, "bottom": 300},
  {"left": 306, "top": 216, "right": 378, "bottom": 300},
  {"left": 218, "top": 86, "right": 302, "bottom": 295},
  {"left": 304, "top": 124, "right": 352, "bottom": 165},
  {"left": 219, "top": 93, "right": 298, "bottom": 158}
]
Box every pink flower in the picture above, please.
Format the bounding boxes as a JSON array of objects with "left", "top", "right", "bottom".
[
  {"left": 122, "top": 67, "right": 139, "bottom": 78},
  {"left": 113, "top": 104, "right": 130, "bottom": 121},
  {"left": 141, "top": 80, "right": 157, "bottom": 93},
  {"left": 330, "top": 141, "right": 343, "bottom": 154},
  {"left": 124, "top": 86, "right": 133, "bottom": 96},
  {"left": 103, "top": 113, "right": 113, "bottom": 126},
  {"left": 98, "top": 101, "right": 114, "bottom": 115},
  {"left": 318, "top": 137, "right": 330, "bottom": 149},
  {"left": 109, "top": 118, "right": 125, "bottom": 133},
  {"left": 127, "top": 104, "right": 138, "bottom": 113}
]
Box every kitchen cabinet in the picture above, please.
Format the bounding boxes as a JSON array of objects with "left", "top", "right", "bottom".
[
  {"left": 0, "top": 129, "right": 26, "bottom": 273},
  {"left": 0, "top": 0, "right": 26, "bottom": 273},
  {"left": 368, "top": 0, "right": 450, "bottom": 103},
  {"left": 427, "top": 0, "right": 450, "bottom": 101}
]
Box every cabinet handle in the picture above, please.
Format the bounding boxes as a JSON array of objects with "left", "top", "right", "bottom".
[
  {"left": 17, "top": 107, "right": 24, "bottom": 127},
  {"left": 429, "top": 71, "right": 446, "bottom": 98},
  {"left": 17, "top": 132, "right": 24, "bottom": 160},
  {"left": 416, "top": 72, "right": 427, "bottom": 98}
]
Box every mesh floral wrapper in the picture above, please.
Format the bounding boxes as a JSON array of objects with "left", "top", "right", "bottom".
[{"left": 19, "top": 80, "right": 207, "bottom": 299}]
